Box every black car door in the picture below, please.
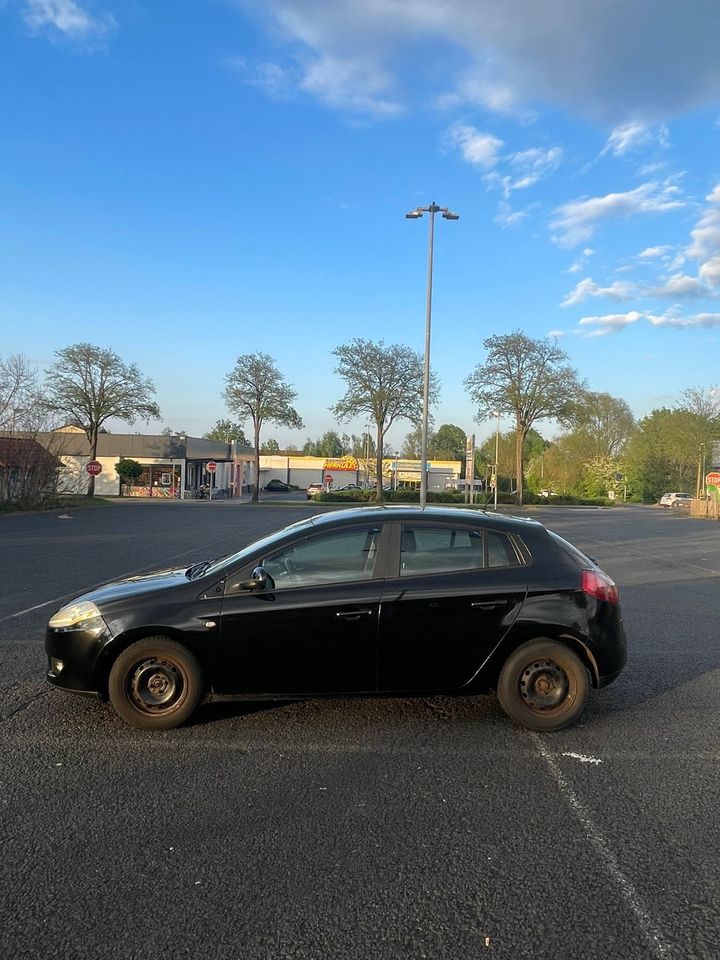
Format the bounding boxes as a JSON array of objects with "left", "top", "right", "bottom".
[
  {"left": 377, "top": 521, "right": 529, "bottom": 692},
  {"left": 214, "top": 522, "right": 388, "bottom": 695}
]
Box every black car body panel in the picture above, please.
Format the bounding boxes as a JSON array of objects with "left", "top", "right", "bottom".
[{"left": 45, "top": 507, "right": 626, "bottom": 725}]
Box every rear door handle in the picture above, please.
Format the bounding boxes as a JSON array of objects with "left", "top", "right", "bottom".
[
  {"left": 471, "top": 600, "right": 510, "bottom": 610},
  {"left": 336, "top": 609, "right": 373, "bottom": 620}
]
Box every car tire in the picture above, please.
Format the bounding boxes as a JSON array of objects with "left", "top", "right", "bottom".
[
  {"left": 496, "top": 639, "right": 590, "bottom": 732},
  {"left": 108, "top": 637, "right": 203, "bottom": 730}
]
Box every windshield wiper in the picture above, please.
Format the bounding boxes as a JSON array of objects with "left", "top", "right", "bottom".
[{"left": 185, "top": 560, "right": 213, "bottom": 580}]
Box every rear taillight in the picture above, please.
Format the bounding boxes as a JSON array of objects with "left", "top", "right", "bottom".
[{"left": 581, "top": 568, "right": 619, "bottom": 605}]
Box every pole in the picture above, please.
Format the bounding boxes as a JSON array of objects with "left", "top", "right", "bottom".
[
  {"left": 494, "top": 411, "right": 500, "bottom": 511},
  {"left": 420, "top": 205, "right": 437, "bottom": 509}
]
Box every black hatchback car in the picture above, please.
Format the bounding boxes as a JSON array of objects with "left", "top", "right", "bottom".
[{"left": 45, "top": 507, "right": 626, "bottom": 732}]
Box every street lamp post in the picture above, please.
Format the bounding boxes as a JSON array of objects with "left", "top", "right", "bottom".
[
  {"left": 494, "top": 410, "right": 500, "bottom": 511},
  {"left": 406, "top": 201, "right": 459, "bottom": 508}
]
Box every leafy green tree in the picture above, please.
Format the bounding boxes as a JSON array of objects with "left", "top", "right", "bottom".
[
  {"left": 114, "top": 458, "right": 143, "bottom": 487},
  {"left": 331, "top": 339, "right": 437, "bottom": 498},
  {"left": 626, "top": 408, "right": 713, "bottom": 502},
  {"left": 429, "top": 424, "right": 467, "bottom": 461},
  {"left": 476, "top": 428, "right": 544, "bottom": 493},
  {"left": 261, "top": 438, "right": 280, "bottom": 454},
  {"left": 564, "top": 391, "right": 635, "bottom": 459},
  {"left": 302, "top": 431, "right": 344, "bottom": 458},
  {"left": 43, "top": 343, "right": 160, "bottom": 496},
  {"left": 204, "top": 419, "right": 249, "bottom": 445},
  {"left": 223, "top": 353, "right": 303, "bottom": 502},
  {"left": 465, "top": 332, "right": 583, "bottom": 504},
  {"left": 401, "top": 423, "right": 423, "bottom": 459}
]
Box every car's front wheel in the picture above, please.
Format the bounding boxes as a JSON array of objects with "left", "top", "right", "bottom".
[
  {"left": 108, "top": 637, "right": 203, "bottom": 730},
  {"left": 496, "top": 639, "right": 589, "bottom": 732}
]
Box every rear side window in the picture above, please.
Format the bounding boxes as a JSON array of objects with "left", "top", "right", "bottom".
[{"left": 400, "top": 524, "right": 523, "bottom": 576}]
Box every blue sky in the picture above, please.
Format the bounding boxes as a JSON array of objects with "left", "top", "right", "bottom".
[{"left": 3, "top": 0, "right": 720, "bottom": 450}]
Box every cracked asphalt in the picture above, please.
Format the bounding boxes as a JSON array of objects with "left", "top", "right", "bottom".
[{"left": 1, "top": 500, "right": 718, "bottom": 960}]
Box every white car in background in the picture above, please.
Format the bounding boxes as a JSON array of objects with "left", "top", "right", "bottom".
[
  {"left": 659, "top": 492, "right": 695, "bottom": 509},
  {"left": 306, "top": 483, "right": 323, "bottom": 499}
]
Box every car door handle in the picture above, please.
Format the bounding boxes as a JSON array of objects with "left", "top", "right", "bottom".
[
  {"left": 471, "top": 600, "right": 510, "bottom": 610},
  {"left": 336, "top": 609, "right": 373, "bottom": 620}
]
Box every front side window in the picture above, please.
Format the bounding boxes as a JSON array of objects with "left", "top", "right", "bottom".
[
  {"left": 263, "top": 526, "right": 382, "bottom": 589},
  {"left": 399, "top": 524, "right": 522, "bottom": 576}
]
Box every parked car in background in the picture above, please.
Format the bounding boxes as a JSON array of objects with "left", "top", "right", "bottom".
[
  {"left": 659, "top": 492, "right": 695, "bottom": 509},
  {"left": 337, "top": 483, "right": 362, "bottom": 491},
  {"left": 45, "top": 506, "right": 626, "bottom": 733},
  {"left": 264, "top": 479, "right": 293, "bottom": 492},
  {"left": 306, "top": 483, "right": 323, "bottom": 499}
]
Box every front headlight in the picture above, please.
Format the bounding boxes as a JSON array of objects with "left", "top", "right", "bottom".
[{"left": 49, "top": 601, "right": 104, "bottom": 630}]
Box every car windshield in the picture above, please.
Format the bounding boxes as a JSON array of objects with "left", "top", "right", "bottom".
[{"left": 194, "top": 517, "right": 317, "bottom": 579}]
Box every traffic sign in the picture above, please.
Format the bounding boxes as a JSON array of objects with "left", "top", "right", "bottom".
[
  {"left": 706, "top": 471, "right": 720, "bottom": 486},
  {"left": 206, "top": 461, "right": 217, "bottom": 473},
  {"left": 86, "top": 460, "right": 102, "bottom": 476},
  {"left": 324, "top": 474, "right": 333, "bottom": 483}
]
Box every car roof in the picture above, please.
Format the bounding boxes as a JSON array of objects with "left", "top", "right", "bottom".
[{"left": 293, "top": 505, "right": 545, "bottom": 534}]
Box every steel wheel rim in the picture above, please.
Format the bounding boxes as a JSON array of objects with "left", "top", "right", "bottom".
[
  {"left": 128, "top": 657, "right": 186, "bottom": 714},
  {"left": 519, "top": 658, "right": 570, "bottom": 712}
]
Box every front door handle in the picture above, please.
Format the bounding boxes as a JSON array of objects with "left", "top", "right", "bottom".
[
  {"left": 471, "top": 600, "right": 510, "bottom": 610},
  {"left": 336, "top": 609, "right": 373, "bottom": 620}
]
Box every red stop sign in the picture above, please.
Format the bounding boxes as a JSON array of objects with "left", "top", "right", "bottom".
[
  {"left": 324, "top": 474, "right": 333, "bottom": 483},
  {"left": 206, "top": 461, "right": 217, "bottom": 473},
  {"left": 86, "top": 460, "right": 102, "bottom": 476},
  {"left": 706, "top": 471, "right": 720, "bottom": 486}
]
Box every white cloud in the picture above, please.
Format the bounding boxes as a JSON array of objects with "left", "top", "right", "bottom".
[
  {"left": 647, "top": 311, "right": 720, "bottom": 329},
  {"left": 494, "top": 202, "right": 526, "bottom": 228},
  {"left": 562, "top": 278, "right": 641, "bottom": 306},
  {"left": 547, "top": 329, "right": 565, "bottom": 338},
  {"left": 229, "top": 57, "right": 293, "bottom": 99},
  {"left": 298, "top": 54, "right": 402, "bottom": 117},
  {"left": 230, "top": 1, "right": 720, "bottom": 121},
  {"left": 650, "top": 274, "right": 709, "bottom": 298},
  {"left": 638, "top": 245, "right": 673, "bottom": 260},
  {"left": 577, "top": 311, "right": 643, "bottom": 337},
  {"left": 446, "top": 122, "right": 503, "bottom": 169},
  {"left": 685, "top": 182, "right": 720, "bottom": 287},
  {"left": 22, "top": 0, "right": 115, "bottom": 42},
  {"left": 563, "top": 271, "right": 713, "bottom": 306},
  {"left": 505, "top": 146, "right": 563, "bottom": 192},
  {"left": 550, "top": 181, "right": 684, "bottom": 248},
  {"left": 435, "top": 72, "right": 522, "bottom": 117},
  {"left": 601, "top": 121, "right": 669, "bottom": 156}
]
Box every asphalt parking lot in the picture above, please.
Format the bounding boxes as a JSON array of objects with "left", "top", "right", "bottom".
[{"left": 1, "top": 500, "right": 718, "bottom": 960}]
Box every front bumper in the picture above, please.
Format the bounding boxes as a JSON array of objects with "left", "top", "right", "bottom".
[{"left": 45, "top": 622, "right": 113, "bottom": 695}]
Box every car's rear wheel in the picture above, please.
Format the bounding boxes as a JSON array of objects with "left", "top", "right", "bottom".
[
  {"left": 108, "top": 637, "right": 203, "bottom": 730},
  {"left": 497, "top": 639, "right": 589, "bottom": 732}
]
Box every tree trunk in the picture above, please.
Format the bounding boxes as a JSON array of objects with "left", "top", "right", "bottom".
[
  {"left": 252, "top": 421, "right": 261, "bottom": 503},
  {"left": 375, "top": 423, "right": 384, "bottom": 501},
  {"left": 87, "top": 426, "right": 98, "bottom": 497},
  {"left": 515, "top": 426, "right": 525, "bottom": 506}
]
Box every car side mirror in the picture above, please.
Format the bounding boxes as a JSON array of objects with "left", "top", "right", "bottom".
[{"left": 239, "top": 565, "right": 275, "bottom": 591}]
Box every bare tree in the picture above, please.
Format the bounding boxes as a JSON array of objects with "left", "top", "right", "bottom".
[
  {"left": 465, "top": 332, "right": 583, "bottom": 504},
  {"left": 677, "top": 385, "right": 720, "bottom": 420},
  {"left": 42, "top": 343, "right": 160, "bottom": 496},
  {"left": 0, "top": 354, "right": 37, "bottom": 431},
  {"left": 223, "top": 353, "right": 303, "bottom": 502},
  {"left": 331, "top": 339, "right": 438, "bottom": 498}
]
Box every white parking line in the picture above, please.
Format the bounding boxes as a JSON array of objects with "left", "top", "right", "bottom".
[{"left": 530, "top": 732, "right": 673, "bottom": 960}]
